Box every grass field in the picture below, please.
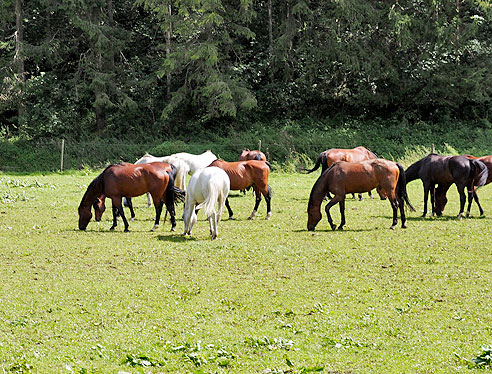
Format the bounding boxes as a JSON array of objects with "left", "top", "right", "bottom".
[{"left": 1, "top": 169, "right": 491, "bottom": 373}]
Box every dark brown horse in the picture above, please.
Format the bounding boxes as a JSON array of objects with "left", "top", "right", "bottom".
[
  {"left": 301, "top": 146, "right": 379, "bottom": 200},
  {"left": 209, "top": 159, "right": 272, "bottom": 219},
  {"left": 406, "top": 154, "right": 488, "bottom": 219},
  {"left": 307, "top": 159, "right": 414, "bottom": 231},
  {"left": 238, "top": 149, "right": 267, "bottom": 162},
  {"left": 78, "top": 162, "right": 184, "bottom": 232},
  {"left": 437, "top": 154, "right": 492, "bottom": 217}
]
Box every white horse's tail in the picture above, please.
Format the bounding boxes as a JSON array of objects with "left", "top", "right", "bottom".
[
  {"left": 174, "top": 161, "right": 190, "bottom": 190},
  {"left": 196, "top": 182, "right": 221, "bottom": 218}
]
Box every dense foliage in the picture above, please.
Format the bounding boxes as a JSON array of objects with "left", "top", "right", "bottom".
[{"left": 1, "top": 0, "right": 492, "bottom": 140}]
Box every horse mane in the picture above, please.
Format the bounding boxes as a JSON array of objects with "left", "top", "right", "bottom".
[
  {"left": 366, "top": 148, "right": 379, "bottom": 159},
  {"left": 79, "top": 165, "right": 111, "bottom": 207}
]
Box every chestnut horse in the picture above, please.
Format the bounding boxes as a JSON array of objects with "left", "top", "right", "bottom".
[
  {"left": 301, "top": 146, "right": 379, "bottom": 200},
  {"left": 78, "top": 162, "right": 184, "bottom": 232},
  {"left": 209, "top": 159, "right": 272, "bottom": 220},
  {"left": 307, "top": 159, "right": 415, "bottom": 231},
  {"left": 238, "top": 149, "right": 267, "bottom": 161},
  {"left": 406, "top": 154, "right": 488, "bottom": 219}
]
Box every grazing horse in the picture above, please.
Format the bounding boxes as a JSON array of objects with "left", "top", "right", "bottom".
[
  {"left": 405, "top": 154, "right": 488, "bottom": 218},
  {"left": 78, "top": 162, "right": 184, "bottom": 232},
  {"left": 307, "top": 159, "right": 415, "bottom": 231},
  {"left": 436, "top": 154, "right": 492, "bottom": 217},
  {"left": 301, "top": 146, "right": 379, "bottom": 200},
  {"left": 238, "top": 149, "right": 267, "bottom": 161},
  {"left": 182, "top": 167, "right": 230, "bottom": 240},
  {"left": 129, "top": 153, "right": 189, "bottom": 208},
  {"left": 171, "top": 150, "right": 217, "bottom": 175},
  {"left": 209, "top": 159, "right": 272, "bottom": 220}
]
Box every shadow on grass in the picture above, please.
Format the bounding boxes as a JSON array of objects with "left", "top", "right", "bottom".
[
  {"left": 381, "top": 214, "right": 489, "bottom": 222},
  {"left": 157, "top": 234, "right": 196, "bottom": 242},
  {"left": 293, "top": 227, "right": 374, "bottom": 233}
]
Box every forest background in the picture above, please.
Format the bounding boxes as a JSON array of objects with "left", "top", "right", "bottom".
[{"left": 1, "top": 0, "right": 492, "bottom": 171}]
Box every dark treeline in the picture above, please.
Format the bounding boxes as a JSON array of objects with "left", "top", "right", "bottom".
[{"left": 1, "top": 0, "right": 492, "bottom": 141}]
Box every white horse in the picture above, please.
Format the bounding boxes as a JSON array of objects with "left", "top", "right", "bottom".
[
  {"left": 182, "top": 167, "right": 230, "bottom": 240},
  {"left": 171, "top": 150, "right": 217, "bottom": 175},
  {"left": 132, "top": 153, "right": 190, "bottom": 207}
]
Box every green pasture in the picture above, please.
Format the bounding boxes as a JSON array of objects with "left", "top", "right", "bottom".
[{"left": 0, "top": 169, "right": 491, "bottom": 373}]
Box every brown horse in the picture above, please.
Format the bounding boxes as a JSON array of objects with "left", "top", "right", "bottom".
[
  {"left": 307, "top": 159, "right": 415, "bottom": 231},
  {"left": 238, "top": 149, "right": 267, "bottom": 162},
  {"left": 209, "top": 159, "right": 272, "bottom": 219},
  {"left": 301, "top": 146, "right": 379, "bottom": 200},
  {"left": 78, "top": 162, "right": 184, "bottom": 232}
]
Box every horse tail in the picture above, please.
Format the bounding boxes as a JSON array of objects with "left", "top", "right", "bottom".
[
  {"left": 164, "top": 171, "right": 185, "bottom": 206},
  {"left": 196, "top": 183, "right": 219, "bottom": 218},
  {"left": 174, "top": 163, "right": 187, "bottom": 190},
  {"left": 299, "top": 154, "right": 322, "bottom": 174},
  {"left": 396, "top": 163, "right": 416, "bottom": 212},
  {"left": 469, "top": 159, "right": 489, "bottom": 188}
]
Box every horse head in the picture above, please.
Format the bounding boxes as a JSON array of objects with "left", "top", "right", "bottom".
[
  {"left": 78, "top": 204, "right": 92, "bottom": 230},
  {"left": 307, "top": 201, "right": 322, "bottom": 231},
  {"left": 93, "top": 195, "right": 106, "bottom": 222},
  {"left": 434, "top": 188, "right": 447, "bottom": 216}
]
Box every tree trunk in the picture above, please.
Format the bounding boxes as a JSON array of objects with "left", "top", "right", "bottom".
[
  {"left": 268, "top": 0, "right": 273, "bottom": 56},
  {"left": 165, "top": 3, "right": 172, "bottom": 98},
  {"left": 14, "top": 0, "right": 25, "bottom": 118}
]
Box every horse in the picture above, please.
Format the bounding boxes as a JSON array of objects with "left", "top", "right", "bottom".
[
  {"left": 405, "top": 154, "right": 488, "bottom": 219},
  {"left": 307, "top": 159, "right": 415, "bottom": 231},
  {"left": 170, "top": 150, "right": 217, "bottom": 175},
  {"left": 78, "top": 162, "right": 184, "bottom": 232},
  {"left": 434, "top": 154, "right": 492, "bottom": 217},
  {"left": 238, "top": 149, "right": 267, "bottom": 161},
  {"left": 209, "top": 159, "right": 272, "bottom": 220},
  {"left": 182, "top": 167, "right": 230, "bottom": 240},
  {"left": 128, "top": 153, "right": 189, "bottom": 208},
  {"left": 300, "top": 146, "right": 379, "bottom": 200}
]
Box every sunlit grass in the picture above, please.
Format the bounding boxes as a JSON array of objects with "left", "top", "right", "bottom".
[{"left": 0, "top": 170, "right": 491, "bottom": 373}]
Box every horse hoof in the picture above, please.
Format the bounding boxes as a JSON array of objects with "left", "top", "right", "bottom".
[
  {"left": 265, "top": 213, "right": 272, "bottom": 220},
  {"left": 330, "top": 225, "right": 337, "bottom": 231},
  {"left": 248, "top": 216, "right": 254, "bottom": 220},
  {"left": 124, "top": 228, "right": 129, "bottom": 232},
  {"left": 151, "top": 225, "right": 158, "bottom": 232},
  {"left": 390, "top": 225, "right": 396, "bottom": 230},
  {"left": 337, "top": 226, "right": 344, "bottom": 231},
  {"left": 130, "top": 217, "right": 135, "bottom": 222},
  {"left": 228, "top": 216, "right": 235, "bottom": 220},
  {"left": 401, "top": 224, "right": 407, "bottom": 229},
  {"left": 110, "top": 226, "right": 115, "bottom": 231},
  {"left": 171, "top": 227, "right": 176, "bottom": 232}
]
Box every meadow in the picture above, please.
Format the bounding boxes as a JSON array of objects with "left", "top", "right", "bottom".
[{"left": 0, "top": 167, "right": 491, "bottom": 373}]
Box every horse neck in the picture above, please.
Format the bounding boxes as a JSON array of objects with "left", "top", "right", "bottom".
[
  {"left": 307, "top": 175, "right": 328, "bottom": 214},
  {"left": 80, "top": 173, "right": 105, "bottom": 208},
  {"left": 405, "top": 160, "right": 423, "bottom": 182}
]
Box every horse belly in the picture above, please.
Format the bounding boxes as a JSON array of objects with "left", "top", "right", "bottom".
[{"left": 343, "top": 174, "right": 378, "bottom": 194}]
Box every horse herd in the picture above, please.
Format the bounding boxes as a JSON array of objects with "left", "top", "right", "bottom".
[{"left": 78, "top": 146, "right": 491, "bottom": 239}]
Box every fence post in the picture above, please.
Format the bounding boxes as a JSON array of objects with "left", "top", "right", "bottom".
[
  {"left": 258, "top": 140, "right": 262, "bottom": 151},
  {"left": 60, "top": 138, "right": 65, "bottom": 171}
]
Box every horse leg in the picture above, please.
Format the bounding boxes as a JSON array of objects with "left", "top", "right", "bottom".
[
  {"left": 389, "top": 198, "right": 399, "bottom": 230},
  {"left": 422, "top": 183, "right": 431, "bottom": 217},
  {"left": 110, "top": 205, "right": 118, "bottom": 230},
  {"left": 165, "top": 198, "right": 177, "bottom": 231},
  {"left": 398, "top": 196, "right": 407, "bottom": 228},
  {"left": 430, "top": 184, "right": 437, "bottom": 216},
  {"left": 473, "top": 189, "right": 484, "bottom": 216},
  {"left": 210, "top": 211, "right": 218, "bottom": 240},
  {"left": 146, "top": 192, "right": 152, "bottom": 208},
  {"left": 112, "top": 198, "right": 129, "bottom": 232},
  {"left": 324, "top": 195, "right": 342, "bottom": 231},
  {"left": 225, "top": 197, "right": 234, "bottom": 219},
  {"left": 248, "top": 189, "right": 262, "bottom": 220},
  {"left": 368, "top": 190, "right": 374, "bottom": 199},
  {"left": 456, "top": 184, "right": 466, "bottom": 220},
  {"left": 337, "top": 199, "right": 346, "bottom": 230},
  {"left": 150, "top": 194, "right": 164, "bottom": 231},
  {"left": 264, "top": 185, "right": 272, "bottom": 220},
  {"left": 126, "top": 197, "right": 136, "bottom": 221}
]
